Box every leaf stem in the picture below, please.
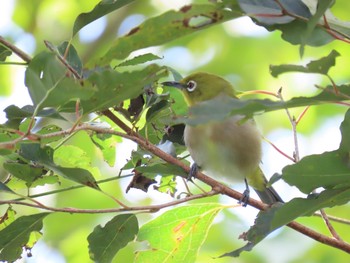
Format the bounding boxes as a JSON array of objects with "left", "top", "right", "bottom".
[{"left": 0, "top": 36, "right": 32, "bottom": 63}]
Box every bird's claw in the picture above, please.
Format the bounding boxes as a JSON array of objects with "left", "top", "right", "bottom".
[
  {"left": 188, "top": 163, "right": 200, "bottom": 182},
  {"left": 238, "top": 178, "right": 250, "bottom": 207},
  {"left": 238, "top": 188, "right": 250, "bottom": 207}
]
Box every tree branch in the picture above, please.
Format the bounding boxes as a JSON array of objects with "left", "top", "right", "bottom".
[
  {"left": 101, "top": 110, "right": 350, "bottom": 254},
  {"left": 2, "top": 109, "right": 350, "bottom": 253},
  {"left": 1, "top": 190, "right": 219, "bottom": 214},
  {"left": 0, "top": 36, "right": 32, "bottom": 63}
]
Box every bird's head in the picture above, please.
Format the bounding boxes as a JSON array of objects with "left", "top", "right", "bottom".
[{"left": 162, "top": 72, "right": 237, "bottom": 106}]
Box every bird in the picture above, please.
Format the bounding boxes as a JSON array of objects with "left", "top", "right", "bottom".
[{"left": 162, "top": 72, "right": 283, "bottom": 205}]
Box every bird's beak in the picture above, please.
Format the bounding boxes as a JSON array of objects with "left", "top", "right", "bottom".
[{"left": 161, "top": 81, "right": 186, "bottom": 90}]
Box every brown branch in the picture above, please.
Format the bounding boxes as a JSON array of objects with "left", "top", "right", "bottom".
[
  {"left": 1, "top": 190, "right": 219, "bottom": 214},
  {"left": 101, "top": 110, "right": 350, "bottom": 254},
  {"left": 102, "top": 109, "right": 136, "bottom": 135},
  {"left": 287, "top": 221, "right": 348, "bottom": 252},
  {"left": 0, "top": 36, "right": 32, "bottom": 63},
  {"left": 2, "top": 114, "right": 350, "bottom": 253}
]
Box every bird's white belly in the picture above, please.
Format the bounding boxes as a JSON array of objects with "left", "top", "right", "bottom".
[{"left": 184, "top": 115, "right": 262, "bottom": 183}]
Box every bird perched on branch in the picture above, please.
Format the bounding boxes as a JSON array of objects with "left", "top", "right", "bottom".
[{"left": 162, "top": 72, "right": 282, "bottom": 205}]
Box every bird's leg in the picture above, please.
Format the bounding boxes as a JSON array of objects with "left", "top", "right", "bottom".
[
  {"left": 239, "top": 178, "right": 250, "bottom": 207},
  {"left": 188, "top": 163, "right": 200, "bottom": 181}
]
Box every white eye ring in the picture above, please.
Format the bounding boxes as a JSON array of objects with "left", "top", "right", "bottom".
[{"left": 186, "top": 80, "right": 197, "bottom": 92}]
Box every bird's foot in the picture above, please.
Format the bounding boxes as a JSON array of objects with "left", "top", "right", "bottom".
[
  {"left": 188, "top": 163, "right": 200, "bottom": 182},
  {"left": 239, "top": 189, "right": 250, "bottom": 207},
  {"left": 238, "top": 179, "right": 250, "bottom": 207}
]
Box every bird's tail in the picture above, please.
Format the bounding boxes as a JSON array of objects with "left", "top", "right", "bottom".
[
  {"left": 254, "top": 185, "right": 283, "bottom": 205},
  {"left": 248, "top": 168, "right": 284, "bottom": 205}
]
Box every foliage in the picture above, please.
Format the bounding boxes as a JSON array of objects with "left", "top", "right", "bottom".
[{"left": 1, "top": 0, "right": 350, "bottom": 262}]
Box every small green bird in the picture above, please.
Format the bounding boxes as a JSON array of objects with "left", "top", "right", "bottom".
[{"left": 162, "top": 72, "right": 282, "bottom": 205}]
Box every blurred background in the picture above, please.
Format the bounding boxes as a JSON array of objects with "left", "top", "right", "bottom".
[{"left": 1, "top": 0, "right": 350, "bottom": 262}]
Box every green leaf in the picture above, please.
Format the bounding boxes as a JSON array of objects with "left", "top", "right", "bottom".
[
  {"left": 323, "top": 11, "right": 350, "bottom": 41},
  {"left": 88, "top": 214, "right": 138, "bottom": 263},
  {"left": 282, "top": 151, "right": 350, "bottom": 194},
  {"left": 54, "top": 145, "right": 91, "bottom": 168},
  {"left": 0, "top": 207, "right": 16, "bottom": 231},
  {"left": 0, "top": 44, "right": 12, "bottom": 62},
  {"left": 220, "top": 204, "right": 284, "bottom": 258},
  {"left": 339, "top": 108, "right": 350, "bottom": 151},
  {"left": 135, "top": 203, "right": 224, "bottom": 263},
  {"left": 3, "top": 162, "right": 45, "bottom": 185},
  {"left": 146, "top": 99, "right": 170, "bottom": 122},
  {"left": 30, "top": 174, "right": 59, "bottom": 188},
  {"left": 238, "top": 0, "right": 311, "bottom": 25},
  {"left": 273, "top": 188, "right": 350, "bottom": 226},
  {"left": 0, "top": 130, "right": 19, "bottom": 154},
  {"left": 117, "top": 53, "right": 162, "bottom": 67},
  {"left": 3, "top": 105, "right": 64, "bottom": 129},
  {"left": 177, "top": 84, "right": 350, "bottom": 126},
  {"left": 102, "top": 4, "right": 239, "bottom": 62},
  {"left": 24, "top": 52, "right": 95, "bottom": 111},
  {"left": 0, "top": 182, "right": 15, "bottom": 194},
  {"left": 238, "top": 0, "right": 337, "bottom": 47},
  {"left": 274, "top": 19, "right": 334, "bottom": 47},
  {"left": 136, "top": 163, "right": 187, "bottom": 177},
  {"left": 157, "top": 175, "right": 177, "bottom": 195},
  {"left": 91, "top": 133, "right": 119, "bottom": 167},
  {"left": 57, "top": 41, "right": 83, "bottom": 76},
  {"left": 300, "top": 0, "right": 334, "bottom": 55},
  {"left": 25, "top": 52, "right": 65, "bottom": 106},
  {"left": 36, "top": 124, "right": 64, "bottom": 144},
  {"left": 19, "top": 143, "right": 99, "bottom": 189},
  {"left": 0, "top": 213, "right": 49, "bottom": 262},
  {"left": 282, "top": 109, "right": 350, "bottom": 193},
  {"left": 72, "top": 0, "right": 135, "bottom": 37},
  {"left": 226, "top": 187, "right": 350, "bottom": 257},
  {"left": 270, "top": 50, "right": 340, "bottom": 77},
  {"left": 81, "top": 64, "right": 167, "bottom": 113}
]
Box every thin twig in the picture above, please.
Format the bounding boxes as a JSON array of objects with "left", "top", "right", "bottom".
[
  {"left": 1, "top": 190, "right": 219, "bottom": 214},
  {"left": 0, "top": 36, "right": 32, "bottom": 63},
  {"left": 319, "top": 209, "right": 342, "bottom": 240},
  {"left": 314, "top": 212, "right": 350, "bottom": 225},
  {"left": 295, "top": 106, "right": 310, "bottom": 125},
  {"left": 13, "top": 174, "right": 133, "bottom": 202},
  {"left": 277, "top": 88, "right": 300, "bottom": 162},
  {"left": 263, "top": 136, "right": 295, "bottom": 162},
  {"left": 276, "top": 87, "right": 343, "bottom": 242},
  {"left": 238, "top": 90, "right": 279, "bottom": 98},
  {"left": 44, "top": 40, "right": 81, "bottom": 79}
]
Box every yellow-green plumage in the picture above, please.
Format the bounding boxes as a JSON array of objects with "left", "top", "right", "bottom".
[{"left": 163, "top": 72, "right": 282, "bottom": 204}]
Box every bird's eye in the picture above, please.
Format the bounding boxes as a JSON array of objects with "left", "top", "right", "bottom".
[{"left": 186, "top": 80, "right": 197, "bottom": 92}]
